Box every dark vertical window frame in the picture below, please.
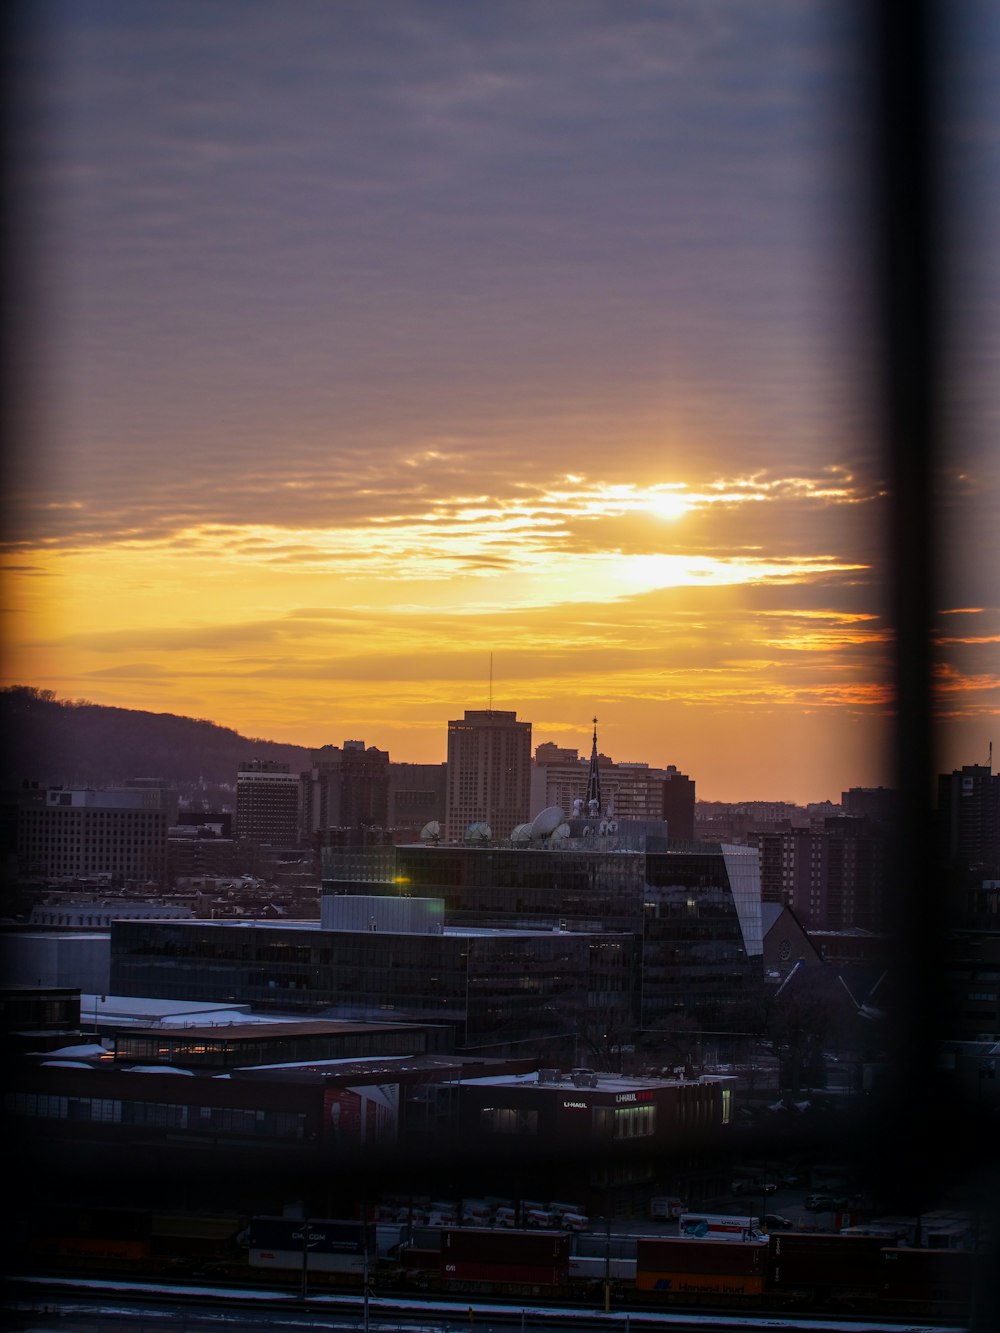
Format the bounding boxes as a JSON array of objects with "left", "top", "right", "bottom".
[{"left": 865, "top": 3, "right": 999, "bottom": 1325}]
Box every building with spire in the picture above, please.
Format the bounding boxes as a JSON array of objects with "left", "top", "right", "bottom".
[{"left": 532, "top": 725, "right": 695, "bottom": 837}]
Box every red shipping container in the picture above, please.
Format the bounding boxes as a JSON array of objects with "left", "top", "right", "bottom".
[
  {"left": 881, "top": 1247, "right": 978, "bottom": 1303},
  {"left": 444, "top": 1261, "right": 566, "bottom": 1286},
  {"left": 442, "top": 1228, "right": 570, "bottom": 1266},
  {"left": 769, "top": 1233, "right": 886, "bottom": 1288},
  {"left": 637, "top": 1237, "right": 767, "bottom": 1276},
  {"left": 401, "top": 1246, "right": 441, "bottom": 1271}
]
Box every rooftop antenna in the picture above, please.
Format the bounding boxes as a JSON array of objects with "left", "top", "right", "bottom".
[{"left": 489, "top": 653, "right": 493, "bottom": 713}]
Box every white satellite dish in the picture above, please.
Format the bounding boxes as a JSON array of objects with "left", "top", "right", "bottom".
[
  {"left": 529, "top": 805, "right": 566, "bottom": 838},
  {"left": 550, "top": 822, "right": 571, "bottom": 843},
  {"left": 465, "top": 821, "right": 492, "bottom": 842},
  {"left": 510, "top": 823, "right": 532, "bottom": 843},
  {"left": 420, "top": 820, "right": 441, "bottom": 841}
]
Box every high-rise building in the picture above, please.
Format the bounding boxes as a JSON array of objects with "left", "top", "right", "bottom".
[
  {"left": 937, "top": 762, "right": 1000, "bottom": 872},
  {"left": 747, "top": 816, "right": 887, "bottom": 932},
  {"left": 235, "top": 760, "right": 302, "bottom": 845},
  {"left": 662, "top": 768, "right": 696, "bottom": 841},
  {"left": 305, "top": 741, "right": 390, "bottom": 834},
  {"left": 445, "top": 709, "right": 531, "bottom": 840}
]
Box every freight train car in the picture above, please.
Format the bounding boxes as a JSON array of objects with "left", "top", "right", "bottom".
[
  {"left": 246, "top": 1216, "right": 377, "bottom": 1286},
  {"left": 412, "top": 1227, "right": 572, "bottom": 1297},
  {"left": 635, "top": 1236, "right": 769, "bottom": 1301},
  {"left": 767, "top": 1231, "right": 889, "bottom": 1308},
  {"left": 20, "top": 1205, "right": 248, "bottom": 1276},
  {"left": 880, "top": 1245, "right": 980, "bottom": 1317}
]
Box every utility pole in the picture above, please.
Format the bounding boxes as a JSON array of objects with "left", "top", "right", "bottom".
[
  {"left": 295, "top": 1218, "right": 323, "bottom": 1300},
  {"left": 604, "top": 1214, "right": 611, "bottom": 1313},
  {"left": 363, "top": 1203, "right": 370, "bottom": 1333}
]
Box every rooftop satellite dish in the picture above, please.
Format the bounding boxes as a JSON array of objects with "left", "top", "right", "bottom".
[
  {"left": 465, "top": 821, "right": 492, "bottom": 842},
  {"left": 420, "top": 820, "right": 441, "bottom": 841},
  {"left": 550, "top": 822, "right": 571, "bottom": 843},
  {"left": 510, "top": 823, "right": 532, "bottom": 843},
  {"left": 530, "top": 805, "right": 566, "bottom": 839}
]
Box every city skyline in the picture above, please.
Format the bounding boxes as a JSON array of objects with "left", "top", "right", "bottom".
[{"left": 4, "top": 2, "right": 998, "bottom": 804}]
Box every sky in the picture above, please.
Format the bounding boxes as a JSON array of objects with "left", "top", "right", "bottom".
[{"left": 3, "top": 1, "right": 998, "bottom": 803}]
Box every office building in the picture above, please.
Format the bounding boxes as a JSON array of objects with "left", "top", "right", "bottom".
[
  {"left": 445, "top": 709, "right": 531, "bottom": 840},
  {"left": 235, "top": 760, "right": 303, "bottom": 845},
  {"left": 383, "top": 819, "right": 762, "bottom": 1037},
  {"left": 108, "top": 895, "right": 632, "bottom": 1054},
  {"left": 304, "top": 742, "right": 390, "bottom": 834},
  {"left": 388, "top": 762, "right": 447, "bottom": 838},
  {"left": 16, "top": 784, "right": 175, "bottom": 885}
]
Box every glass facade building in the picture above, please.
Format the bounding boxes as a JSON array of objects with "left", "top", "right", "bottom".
[
  {"left": 327, "top": 835, "right": 763, "bottom": 1033},
  {"left": 109, "top": 917, "right": 634, "bottom": 1052}
]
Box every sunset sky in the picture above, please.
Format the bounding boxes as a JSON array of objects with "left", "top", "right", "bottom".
[{"left": 4, "top": 1, "right": 998, "bottom": 802}]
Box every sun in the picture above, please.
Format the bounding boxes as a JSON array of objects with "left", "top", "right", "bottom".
[{"left": 645, "top": 489, "right": 691, "bottom": 522}]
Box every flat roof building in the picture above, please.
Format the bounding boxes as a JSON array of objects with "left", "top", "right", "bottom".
[
  {"left": 108, "top": 903, "right": 634, "bottom": 1055},
  {"left": 445, "top": 709, "right": 532, "bottom": 841}
]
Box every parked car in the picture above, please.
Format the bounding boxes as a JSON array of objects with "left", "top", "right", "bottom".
[
  {"left": 764, "top": 1214, "right": 794, "bottom": 1229},
  {"left": 804, "top": 1193, "right": 834, "bottom": 1211}
]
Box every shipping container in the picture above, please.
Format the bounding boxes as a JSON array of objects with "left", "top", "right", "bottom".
[
  {"left": 636, "top": 1271, "right": 765, "bottom": 1297},
  {"left": 248, "top": 1216, "right": 375, "bottom": 1257},
  {"left": 28, "top": 1234, "right": 151, "bottom": 1262},
  {"left": 149, "top": 1212, "right": 246, "bottom": 1260},
  {"left": 637, "top": 1237, "right": 768, "bottom": 1277},
  {"left": 768, "top": 1232, "right": 887, "bottom": 1290},
  {"left": 880, "top": 1247, "right": 979, "bottom": 1306},
  {"left": 249, "top": 1247, "right": 368, "bottom": 1274},
  {"left": 399, "top": 1245, "right": 441, "bottom": 1271},
  {"left": 441, "top": 1227, "right": 571, "bottom": 1267},
  {"left": 443, "top": 1261, "right": 567, "bottom": 1286},
  {"left": 569, "top": 1254, "right": 638, "bottom": 1281}
]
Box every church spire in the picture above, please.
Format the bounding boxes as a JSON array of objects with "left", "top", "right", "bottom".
[{"left": 586, "top": 716, "right": 602, "bottom": 814}]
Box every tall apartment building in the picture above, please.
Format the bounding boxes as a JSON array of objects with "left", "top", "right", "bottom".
[
  {"left": 17, "top": 783, "right": 176, "bottom": 885},
  {"left": 747, "top": 816, "right": 887, "bottom": 931},
  {"left": 235, "top": 760, "right": 303, "bottom": 845},
  {"left": 304, "top": 741, "right": 390, "bottom": 834},
  {"left": 445, "top": 709, "right": 531, "bottom": 841},
  {"left": 937, "top": 762, "right": 1000, "bottom": 872}
]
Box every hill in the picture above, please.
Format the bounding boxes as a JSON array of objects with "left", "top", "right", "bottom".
[{"left": 0, "top": 687, "right": 312, "bottom": 789}]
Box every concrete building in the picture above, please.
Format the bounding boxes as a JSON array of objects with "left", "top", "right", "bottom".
[
  {"left": 166, "top": 824, "right": 237, "bottom": 882},
  {"left": 16, "top": 784, "right": 175, "bottom": 886},
  {"left": 0, "top": 928, "right": 112, "bottom": 993},
  {"left": 388, "top": 762, "right": 448, "bottom": 838},
  {"left": 747, "top": 817, "right": 887, "bottom": 932},
  {"left": 304, "top": 742, "right": 391, "bottom": 835},
  {"left": 938, "top": 762, "right": 1000, "bottom": 872},
  {"left": 235, "top": 760, "right": 303, "bottom": 845},
  {"left": 445, "top": 709, "right": 531, "bottom": 841}
]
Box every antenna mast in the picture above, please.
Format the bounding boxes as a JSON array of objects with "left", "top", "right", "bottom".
[{"left": 489, "top": 653, "right": 493, "bottom": 713}]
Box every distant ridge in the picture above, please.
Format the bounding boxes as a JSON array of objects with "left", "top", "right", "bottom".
[{"left": 0, "top": 686, "right": 312, "bottom": 788}]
